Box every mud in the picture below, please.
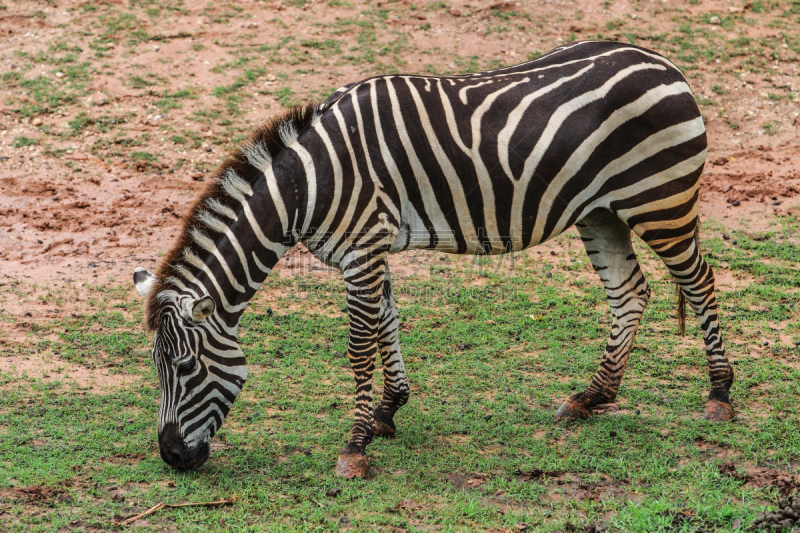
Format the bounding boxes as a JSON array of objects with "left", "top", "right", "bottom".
[
  {"left": 447, "top": 471, "right": 491, "bottom": 489},
  {"left": 527, "top": 472, "right": 640, "bottom": 504},
  {"left": 0, "top": 484, "right": 62, "bottom": 503},
  {"left": 719, "top": 461, "right": 800, "bottom": 494}
]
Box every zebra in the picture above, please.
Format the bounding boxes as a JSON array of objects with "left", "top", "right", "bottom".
[{"left": 133, "top": 41, "right": 734, "bottom": 477}]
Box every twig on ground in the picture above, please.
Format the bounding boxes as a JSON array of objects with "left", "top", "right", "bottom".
[
  {"left": 475, "top": 2, "right": 518, "bottom": 12},
  {"left": 113, "top": 496, "right": 238, "bottom": 526}
]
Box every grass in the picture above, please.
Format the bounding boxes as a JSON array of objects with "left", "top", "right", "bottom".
[{"left": 1, "top": 216, "right": 799, "bottom": 532}]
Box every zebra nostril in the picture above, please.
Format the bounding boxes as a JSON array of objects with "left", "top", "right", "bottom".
[
  {"left": 168, "top": 448, "right": 183, "bottom": 466},
  {"left": 159, "top": 423, "right": 191, "bottom": 469}
]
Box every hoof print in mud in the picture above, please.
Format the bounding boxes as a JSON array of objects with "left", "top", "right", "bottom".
[
  {"left": 703, "top": 400, "right": 735, "bottom": 422},
  {"left": 335, "top": 453, "right": 370, "bottom": 479}
]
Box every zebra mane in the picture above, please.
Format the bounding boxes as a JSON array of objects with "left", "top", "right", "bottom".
[{"left": 145, "top": 102, "right": 321, "bottom": 330}]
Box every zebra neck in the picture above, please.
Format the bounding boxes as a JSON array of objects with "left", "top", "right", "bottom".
[{"left": 184, "top": 171, "right": 304, "bottom": 328}]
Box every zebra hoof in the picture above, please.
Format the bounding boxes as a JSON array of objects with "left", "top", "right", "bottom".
[
  {"left": 704, "top": 400, "right": 735, "bottom": 422},
  {"left": 374, "top": 418, "right": 396, "bottom": 437},
  {"left": 335, "top": 453, "right": 370, "bottom": 479},
  {"left": 555, "top": 399, "right": 593, "bottom": 420}
]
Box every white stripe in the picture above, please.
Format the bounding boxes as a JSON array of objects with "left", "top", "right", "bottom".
[
  {"left": 189, "top": 228, "right": 246, "bottom": 293},
  {"left": 551, "top": 117, "right": 706, "bottom": 240},
  {"left": 327, "top": 99, "right": 365, "bottom": 264},
  {"left": 529, "top": 80, "right": 693, "bottom": 243},
  {"left": 511, "top": 62, "right": 668, "bottom": 247},
  {"left": 497, "top": 64, "right": 594, "bottom": 182},
  {"left": 289, "top": 142, "right": 318, "bottom": 236},
  {"left": 304, "top": 121, "right": 342, "bottom": 254}
]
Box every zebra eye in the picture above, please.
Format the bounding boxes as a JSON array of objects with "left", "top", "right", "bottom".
[{"left": 176, "top": 357, "right": 197, "bottom": 374}]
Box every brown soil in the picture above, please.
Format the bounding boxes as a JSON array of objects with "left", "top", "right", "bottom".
[
  {"left": 719, "top": 461, "right": 800, "bottom": 494},
  {"left": 0, "top": 484, "right": 62, "bottom": 503},
  {"left": 0, "top": 349, "right": 132, "bottom": 391},
  {"left": 514, "top": 469, "right": 641, "bottom": 504},
  {"left": 447, "top": 471, "right": 492, "bottom": 489}
]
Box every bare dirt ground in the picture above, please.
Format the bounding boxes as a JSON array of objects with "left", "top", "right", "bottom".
[{"left": 0, "top": 0, "right": 798, "bottom": 324}]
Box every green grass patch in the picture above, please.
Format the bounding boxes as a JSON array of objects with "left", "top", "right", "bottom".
[{"left": 1, "top": 214, "right": 799, "bottom": 531}]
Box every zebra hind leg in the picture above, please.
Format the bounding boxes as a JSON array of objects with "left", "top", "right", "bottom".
[
  {"left": 373, "top": 271, "right": 411, "bottom": 437},
  {"left": 556, "top": 209, "right": 651, "bottom": 420},
  {"left": 647, "top": 232, "right": 734, "bottom": 422}
]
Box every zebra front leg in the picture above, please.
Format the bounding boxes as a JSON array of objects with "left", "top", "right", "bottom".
[
  {"left": 374, "top": 271, "right": 410, "bottom": 437},
  {"left": 556, "top": 209, "right": 651, "bottom": 420},
  {"left": 335, "top": 254, "right": 387, "bottom": 479}
]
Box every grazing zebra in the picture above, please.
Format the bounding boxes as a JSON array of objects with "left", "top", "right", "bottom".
[{"left": 133, "top": 41, "right": 734, "bottom": 477}]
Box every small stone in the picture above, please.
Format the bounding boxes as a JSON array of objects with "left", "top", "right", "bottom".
[
  {"left": 709, "top": 16, "right": 721, "bottom": 24},
  {"left": 326, "top": 487, "right": 341, "bottom": 497},
  {"left": 732, "top": 200, "right": 741, "bottom": 206},
  {"left": 55, "top": 71, "right": 64, "bottom": 78},
  {"left": 31, "top": 117, "right": 42, "bottom": 126},
  {"left": 514, "top": 523, "right": 530, "bottom": 532},
  {"left": 266, "top": 74, "right": 277, "bottom": 82},
  {"left": 732, "top": 518, "right": 742, "bottom": 529},
  {"left": 780, "top": 498, "right": 789, "bottom": 508}
]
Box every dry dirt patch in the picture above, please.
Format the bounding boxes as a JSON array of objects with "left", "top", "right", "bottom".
[
  {"left": 0, "top": 349, "right": 134, "bottom": 391},
  {"left": 719, "top": 461, "right": 800, "bottom": 494}
]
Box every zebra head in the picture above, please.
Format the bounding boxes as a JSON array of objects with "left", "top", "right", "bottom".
[{"left": 133, "top": 267, "right": 248, "bottom": 471}]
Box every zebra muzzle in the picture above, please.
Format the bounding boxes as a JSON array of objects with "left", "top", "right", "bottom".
[{"left": 158, "top": 423, "right": 210, "bottom": 471}]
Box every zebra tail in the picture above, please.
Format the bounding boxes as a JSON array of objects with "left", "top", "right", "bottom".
[{"left": 676, "top": 282, "right": 686, "bottom": 337}]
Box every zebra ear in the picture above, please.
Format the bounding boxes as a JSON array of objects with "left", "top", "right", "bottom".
[
  {"left": 133, "top": 268, "right": 157, "bottom": 298},
  {"left": 191, "top": 297, "right": 216, "bottom": 322}
]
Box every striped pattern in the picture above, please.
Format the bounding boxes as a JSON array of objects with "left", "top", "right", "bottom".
[{"left": 134, "top": 41, "right": 734, "bottom": 474}]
